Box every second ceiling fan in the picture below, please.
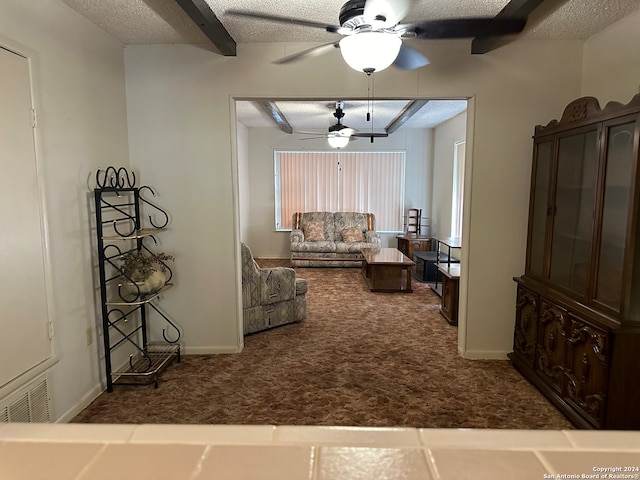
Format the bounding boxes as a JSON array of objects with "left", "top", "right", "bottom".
[
  {"left": 227, "top": 0, "right": 528, "bottom": 74},
  {"left": 299, "top": 101, "right": 388, "bottom": 148}
]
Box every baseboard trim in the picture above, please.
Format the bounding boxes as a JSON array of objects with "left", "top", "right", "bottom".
[
  {"left": 461, "top": 350, "right": 510, "bottom": 360},
  {"left": 56, "top": 383, "right": 104, "bottom": 424}
]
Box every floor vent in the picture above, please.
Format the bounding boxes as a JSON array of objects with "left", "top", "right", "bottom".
[{"left": 0, "top": 375, "right": 50, "bottom": 423}]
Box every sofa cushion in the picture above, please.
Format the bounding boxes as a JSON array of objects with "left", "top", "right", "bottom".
[
  {"left": 341, "top": 226, "right": 364, "bottom": 243},
  {"left": 303, "top": 221, "right": 325, "bottom": 241},
  {"left": 334, "top": 241, "right": 371, "bottom": 253},
  {"left": 290, "top": 241, "right": 337, "bottom": 253},
  {"left": 295, "top": 212, "right": 336, "bottom": 239},
  {"left": 260, "top": 267, "right": 295, "bottom": 305},
  {"left": 334, "top": 212, "right": 370, "bottom": 239}
]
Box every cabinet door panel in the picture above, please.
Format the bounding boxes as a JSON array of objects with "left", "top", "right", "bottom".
[
  {"left": 528, "top": 141, "right": 552, "bottom": 278},
  {"left": 514, "top": 287, "right": 538, "bottom": 367},
  {"left": 535, "top": 301, "right": 567, "bottom": 395},
  {"left": 595, "top": 121, "right": 636, "bottom": 311},
  {"left": 549, "top": 131, "right": 598, "bottom": 296},
  {"left": 566, "top": 316, "right": 609, "bottom": 427}
]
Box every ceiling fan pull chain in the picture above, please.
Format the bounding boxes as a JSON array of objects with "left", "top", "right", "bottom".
[
  {"left": 367, "top": 73, "right": 376, "bottom": 143},
  {"left": 366, "top": 75, "right": 372, "bottom": 122}
]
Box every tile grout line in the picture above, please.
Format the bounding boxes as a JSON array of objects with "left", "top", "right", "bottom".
[
  {"left": 533, "top": 449, "right": 557, "bottom": 476},
  {"left": 561, "top": 430, "right": 579, "bottom": 449},
  {"left": 188, "top": 444, "right": 212, "bottom": 480},
  {"left": 308, "top": 445, "right": 317, "bottom": 480},
  {"left": 423, "top": 448, "right": 442, "bottom": 480},
  {"left": 72, "top": 443, "right": 109, "bottom": 480},
  {"left": 127, "top": 424, "right": 141, "bottom": 443}
]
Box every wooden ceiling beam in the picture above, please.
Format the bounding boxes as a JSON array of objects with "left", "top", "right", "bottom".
[
  {"left": 471, "top": 0, "right": 546, "bottom": 55},
  {"left": 175, "top": 0, "right": 236, "bottom": 56},
  {"left": 255, "top": 101, "right": 293, "bottom": 134},
  {"left": 385, "top": 100, "right": 430, "bottom": 134}
]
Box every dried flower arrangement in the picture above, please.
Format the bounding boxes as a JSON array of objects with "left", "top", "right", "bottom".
[{"left": 118, "top": 250, "right": 174, "bottom": 282}]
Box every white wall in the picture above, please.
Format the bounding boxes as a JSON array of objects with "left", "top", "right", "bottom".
[
  {"left": 243, "top": 126, "right": 434, "bottom": 258},
  {"left": 125, "top": 38, "right": 583, "bottom": 359},
  {"left": 236, "top": 122, "right": 250, "bottom": 242},
  {"left": 125, "top": 45, "right": 244, "bottom": 354},
  {"left": 432, "top": 112, "right": 467, "bottom": 239},
  {"left": 0, "top": 0, "right": 129, "bottom": 421}
]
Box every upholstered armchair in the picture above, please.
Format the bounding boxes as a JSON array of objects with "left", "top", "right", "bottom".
[{"left": 241, "top": 242, "right": 307, "bottom": 335}]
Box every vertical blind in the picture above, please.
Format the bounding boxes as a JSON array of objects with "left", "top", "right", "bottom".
[{"left": 275, "top": 151, "right": 405, "bottom": 231}]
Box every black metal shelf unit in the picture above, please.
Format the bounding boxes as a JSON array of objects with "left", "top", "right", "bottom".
[{"left": 94, "top": 167, "right": 180, "bottom": 392}]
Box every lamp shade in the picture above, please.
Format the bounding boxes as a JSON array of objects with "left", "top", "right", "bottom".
[
  {"left": 339, "top": 32, "right": 402, "bottom": 73},
  {"left": 327, "top": 135, "right": 350, "bottom": 149}
]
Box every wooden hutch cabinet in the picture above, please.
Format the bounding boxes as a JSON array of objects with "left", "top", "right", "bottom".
[{"left": 511, "top": 94, "right": 640, "bottom": 429}]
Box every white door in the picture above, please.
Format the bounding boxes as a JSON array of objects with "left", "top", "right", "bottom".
[{"left": 0, "top": 46, "right": 53, "bottom": 387}]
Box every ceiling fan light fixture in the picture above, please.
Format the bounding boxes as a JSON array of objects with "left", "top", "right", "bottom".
[
  {"left": 327, "top": 135, "right": 350, "bottom": 149},
  {"left": 339, "top": 32, "right": 402, "bottom": 74}
]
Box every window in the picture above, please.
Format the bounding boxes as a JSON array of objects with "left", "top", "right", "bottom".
[
  {"left": 275, "top": 151, "right": 405, "bottom": 231},
  {"left": 451, "top": 140, "right": 466, "bottom": 237}
]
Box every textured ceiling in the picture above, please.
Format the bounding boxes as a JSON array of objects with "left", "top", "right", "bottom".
[
  {"left": 236, "top": 99, "right": 468, "bottom": 131},
  {"left": 60, "top": 0, "right": 207, "bottom": 44},
  {"left": 61, "top": 0, "right": 639, "bottom": 44},
  {"left": 59, "top": 0, "right": 638, "bottom": 133},
  {"left": 216, "top": 0, "right": 638, "bottom": 42}
]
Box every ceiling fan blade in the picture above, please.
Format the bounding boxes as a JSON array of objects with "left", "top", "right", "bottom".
[
  {"left": 406, "top": 17, "right": 527, "bottom": 39},
  {"left": 294, "top": 130, "right": 327, "bottom": 135},
  {"left": 225, "top": 10, "right": 349, "bottom": 34},
  {"left": 352, "top": 132, "right": 389, "bottom": 138},
  {"left": 329, "top": 124, "right": 357, "bottom": 135},
  {"left": 364, "top": 0, "right": 412, "bottom": 27},
  {"left": 393, "top": 43, "right": 429, "bottom": 70},
  {"left": 274, "top": 42, "right": 340, "bottom": 65}
]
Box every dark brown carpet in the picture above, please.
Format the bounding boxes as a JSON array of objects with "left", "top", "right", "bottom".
[{"left": 73, "top": 260, "right": 572, "bottom": 428}]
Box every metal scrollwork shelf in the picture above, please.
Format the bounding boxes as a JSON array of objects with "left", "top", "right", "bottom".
[{"left": 94, "top": 166, "right": 181, "bottom": 391}]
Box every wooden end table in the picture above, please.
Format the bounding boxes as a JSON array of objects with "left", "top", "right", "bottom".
[
  {"left": 396, "top": 234, "right": 431, "bottom": 260},
  {"left": 361, "top": 248, "right": 415, "bottom": 293},
  {"left": 438, "top": 263, "right": 460, "bottom": 325}
]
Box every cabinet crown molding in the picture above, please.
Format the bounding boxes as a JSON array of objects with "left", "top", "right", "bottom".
[{"left": 535, "top": 93, "right": 640, "bottom": 135}]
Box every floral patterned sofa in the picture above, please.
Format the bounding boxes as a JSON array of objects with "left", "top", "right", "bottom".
[
  {"left": 290, "top": 212, "right": 381, "bottom": 267},
  {"left": 241, "top": 242, "right": 307, "bottom": 335}
]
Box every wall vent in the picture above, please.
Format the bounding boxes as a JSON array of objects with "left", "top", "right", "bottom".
[{"left": 0, "top": 375, "right": 50, "bottom": 423}]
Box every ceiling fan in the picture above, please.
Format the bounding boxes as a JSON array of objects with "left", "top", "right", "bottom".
[
  {"left": 227, "top": 0, "right": 528, "bottom": 74},
  {"left": 299, "top": 101, "right": 388, "bottom": 148}
]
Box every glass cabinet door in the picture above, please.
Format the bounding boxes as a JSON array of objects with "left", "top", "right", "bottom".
[
  {"left": 549, "top": 130, "right": 598, "bottom": 296},
  {"left": 594, "top": 121, "right": 636, "bottom": 311},
  {"left": 528, "top": 141, "right": 552, "bottom": 278}
]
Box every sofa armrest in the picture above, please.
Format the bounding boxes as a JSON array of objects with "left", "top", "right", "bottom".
[
  {"left": 260, "top": 267, "right": 296, "bottom": 304},
  {"left": 290, "top": 229, "right": 304, "bottom": 243},
  {"left": 365, "top": 230, "right": 381, "bottom": 246}
]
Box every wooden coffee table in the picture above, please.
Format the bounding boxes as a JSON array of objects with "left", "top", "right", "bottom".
[{"left": 361, "top": 248, "right": 415, "bottom": 293}]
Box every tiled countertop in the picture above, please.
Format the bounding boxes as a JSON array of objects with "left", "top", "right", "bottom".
[{"left": 1, "top": 424, "right": 639, "bottom": 479}]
